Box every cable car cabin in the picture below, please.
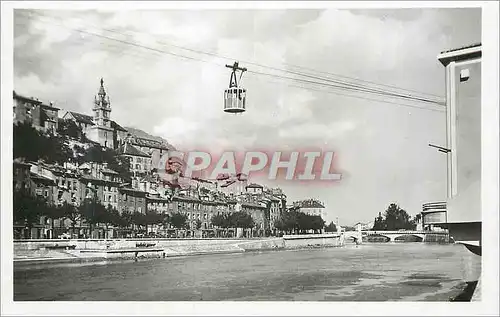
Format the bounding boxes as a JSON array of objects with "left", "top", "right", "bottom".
[{"left": 224, "top": 87, "right": 246, "bottom": 113}]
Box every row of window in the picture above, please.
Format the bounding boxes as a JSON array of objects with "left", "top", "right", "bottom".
[{"left": 57, "top": 178, "right": 78, "bottom": 190}]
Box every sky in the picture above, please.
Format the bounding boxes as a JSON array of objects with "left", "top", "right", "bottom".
[{"left": 13, "top": 7, "right": 481, "bottom": 225}]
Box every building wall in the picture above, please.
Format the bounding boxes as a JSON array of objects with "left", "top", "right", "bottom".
[
  {"left": 246, "top": 187, "right": 263, "bottom": 195},
  {"left": 126, "top": 155, "right": 151, "bottom": 175},
  {"left": 14, "top": 97, "right": 34, "bottom": 124},
  {"left": 54, "top": 176, "right": 81, "bottom": 206},
  {"left": 422, "top": 211, "right": 447, "bottom": 225},
  {"left": 41, "top": 106, "right": 59, "bottom": 133},
  {"left": 13, "top": 163, "right": 31, "bottom": 192},
  {"left": 301, "top": 207, "right": 323, "bottom": 217},
  {"left": 87, "top": 126, "right": 115, "bottom": 149},
  {"left": 118, "top": 190, "right": 147, "bottom": 214},
  {"left": 445, "top": 57, "right": 481, "bottom": 223}
]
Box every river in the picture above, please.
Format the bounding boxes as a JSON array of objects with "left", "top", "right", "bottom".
[{"left": 14, "top": 243, "right": 468, "bottom": 301}]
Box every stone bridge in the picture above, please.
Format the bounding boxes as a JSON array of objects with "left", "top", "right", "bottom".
[{"left": 344, "top": 230, "right": 448, "bottom": 243}]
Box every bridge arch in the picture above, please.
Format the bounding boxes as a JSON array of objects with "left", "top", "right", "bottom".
[
  {"left": 364, "top": 234, "right": 391, "bottom": 243},
  {"left": 394, "top": 234, "right": 424, "bottom": 242}
]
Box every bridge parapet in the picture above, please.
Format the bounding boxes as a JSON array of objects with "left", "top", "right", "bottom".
[{"left": 344, "top": 230, "right": 449, "bottom": 243}]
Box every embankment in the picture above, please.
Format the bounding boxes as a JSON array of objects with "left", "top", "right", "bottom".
[{"left": 14, "top": 234, "right": 343, "bottom": 265}]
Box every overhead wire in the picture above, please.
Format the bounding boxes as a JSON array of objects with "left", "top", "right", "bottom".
[
  {"left": 25, "top": 10, "right": 445, "bottom": 104},
  {"left": 15, "top": 11, "right": 446, "bottom": 112}
]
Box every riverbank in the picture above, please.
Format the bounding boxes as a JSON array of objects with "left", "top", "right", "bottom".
[{"left": 14, "top": 234, "right": 344, "bottom": 265}]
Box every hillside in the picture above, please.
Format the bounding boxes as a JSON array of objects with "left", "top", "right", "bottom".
[{"left": 125, "top": 126, "right": 176, "bottom": 150}]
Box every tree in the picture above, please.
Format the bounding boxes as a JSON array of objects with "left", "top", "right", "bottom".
[
  {"left": 57, "top": 119, "right": 85, "bottom": 141},
  {"left": 372, "top": 212, "right": 385, "bottom": 230},
  {"left": 195, "top": 219, "right": 202, "bottom": 230},
  {"left": 13, "top": 122, "right": 73, "bottom": 164},
  {"left": 325, "top": 221, "right": 337, "bottom": 232},
  {"left": 384, "top": 203, "right": 412, "bottom": 230},
  {"left": 79, "top": 198, "right": 107, "bottom": 237},
  {"left": 230, "top": 211, "right": 254, "bottom": 229},
  {"left": 372, "top": 204, "right": 415, "bottom": 231},
  {"left": 168, "top": 212, "right": 188, "bottom": 231},
  {"left": 211, "top": 214, "right": 225, "bottom": 228},
  {"left": 310, "top": 215, "right": 325, "bottom": 233},
  {"left": 59, "top": 202, "right": 82, "bottom": 236},
  {"left": 82, "top": 145, "right": 132, "bottom": 183},
  {"left": 13, "top": 189, "right": 49, "bottom": 238},
  {"left": 131, "top": 212, "right": 147, "bottom": 232},
  {"left": 144, "top": 210, "right": 163, "bottom": 233}
]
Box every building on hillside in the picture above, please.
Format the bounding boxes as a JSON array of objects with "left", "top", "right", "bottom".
[
  {"left": 241, "top": 200, "right": 268, "bottom": 234},
  {"left": 13, "top": 91, "right": 59, "bottom": 133},
  {"left": 117, "top": 142, "right": 152, "bottom": 177},
  {"left": 261, "top": 194, "right": 281, "bottom": 235},
  {"left": 79, "top": 162, "right": 123, "bottom": 210},
  {"left": 217, "top": 173, "right": 248, "bottom": 196},
  {"left": 13, "top": 159, "right": 32, "bottom": 192},
  {"left": 118, "top": 188, "right": 147, "bottom": 214},
  {"left": 59, "top": 78, "right": 127, "bottom": 149},
  {"left": 290, "top": 199, "right": 327, "bottom": 220},
  {"left": 13, "top": 91, "right": 41, "bottom": 125},
  {"left": 125, "top": 134, "right": 173, "bottom": 159},
  {"left": 245, "top": 183, "right": 264, "bottom": 195}
]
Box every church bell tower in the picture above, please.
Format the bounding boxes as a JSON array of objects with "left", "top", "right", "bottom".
[{"left": 88, "top": 78, "right": 114, "bottom": 148}]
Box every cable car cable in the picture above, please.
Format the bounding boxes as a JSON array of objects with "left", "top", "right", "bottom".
[
  {"left": 20, "top": 11, "right": 443, "bottom": 101},
  {"left": 16, "top": 12, "right": 447, "bottom": 109},
  {"left": 243, "top": 74, "right": 446, "bottom": 113}
]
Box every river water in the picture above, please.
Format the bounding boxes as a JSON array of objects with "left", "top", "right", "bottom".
[{"left": 14, "top": 243, "right": 468, "bottom": 301}]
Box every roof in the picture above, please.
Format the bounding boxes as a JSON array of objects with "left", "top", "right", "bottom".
[
  {"left": 241, "top": 201, "right": 266, "bottom": 209},
  {"left": 172, "top": 195, "right": 201, "bottom": 203},
  {"left": 111, "top": 120, "right": 127, "bottom": 132},
  {"left": 221, "top": 180, "right": 236, "bottom": 188},
  {"left": 101, "top": 168, "right": 119, "bottom": 175},
  {"left": 13, "top": 91, "right": 42, "bottom": 105},
  {"left": 13, "top": 158, "right": 31, "bottom": 168},
  {"left": 438, "top": 43, "right": 482, "bottom": 66},
  {"left": 80, "top": 175, "right": 122, "bottom": 185},
  {"left": 294, "top": 199, "right": 325, "bottom": 209},
  {"left": 146, "top": 196, "right": 170, "bottom": 203},
  {"left": 128, "top": 135, "right": 172, "bottom": 150},
  {"left": 30, "top": 172, "right": 55, "bottom": 184},
  {"left": 440, "top": 43, "right": 481, "bottom": 54},
  {"left": 140, "top": 174, "right": 156, "bottom": 182},
  {"left": 70, "top": 112, "right": 95, "bottom": 125},
  {"left": 40, "top": 103, "right": 60, "bottom": 111},
  {"left": 119, "top": 187, "right": 148, "bottom": 195},
  {"left": 118, "top": 143, "right": 150, "bottom": 157},
  {"left": 246, "top": 183, "right": 263, "bottom": 189},
  {"left": 216, "top": 173, "right": 231, "bottom": 180}
]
